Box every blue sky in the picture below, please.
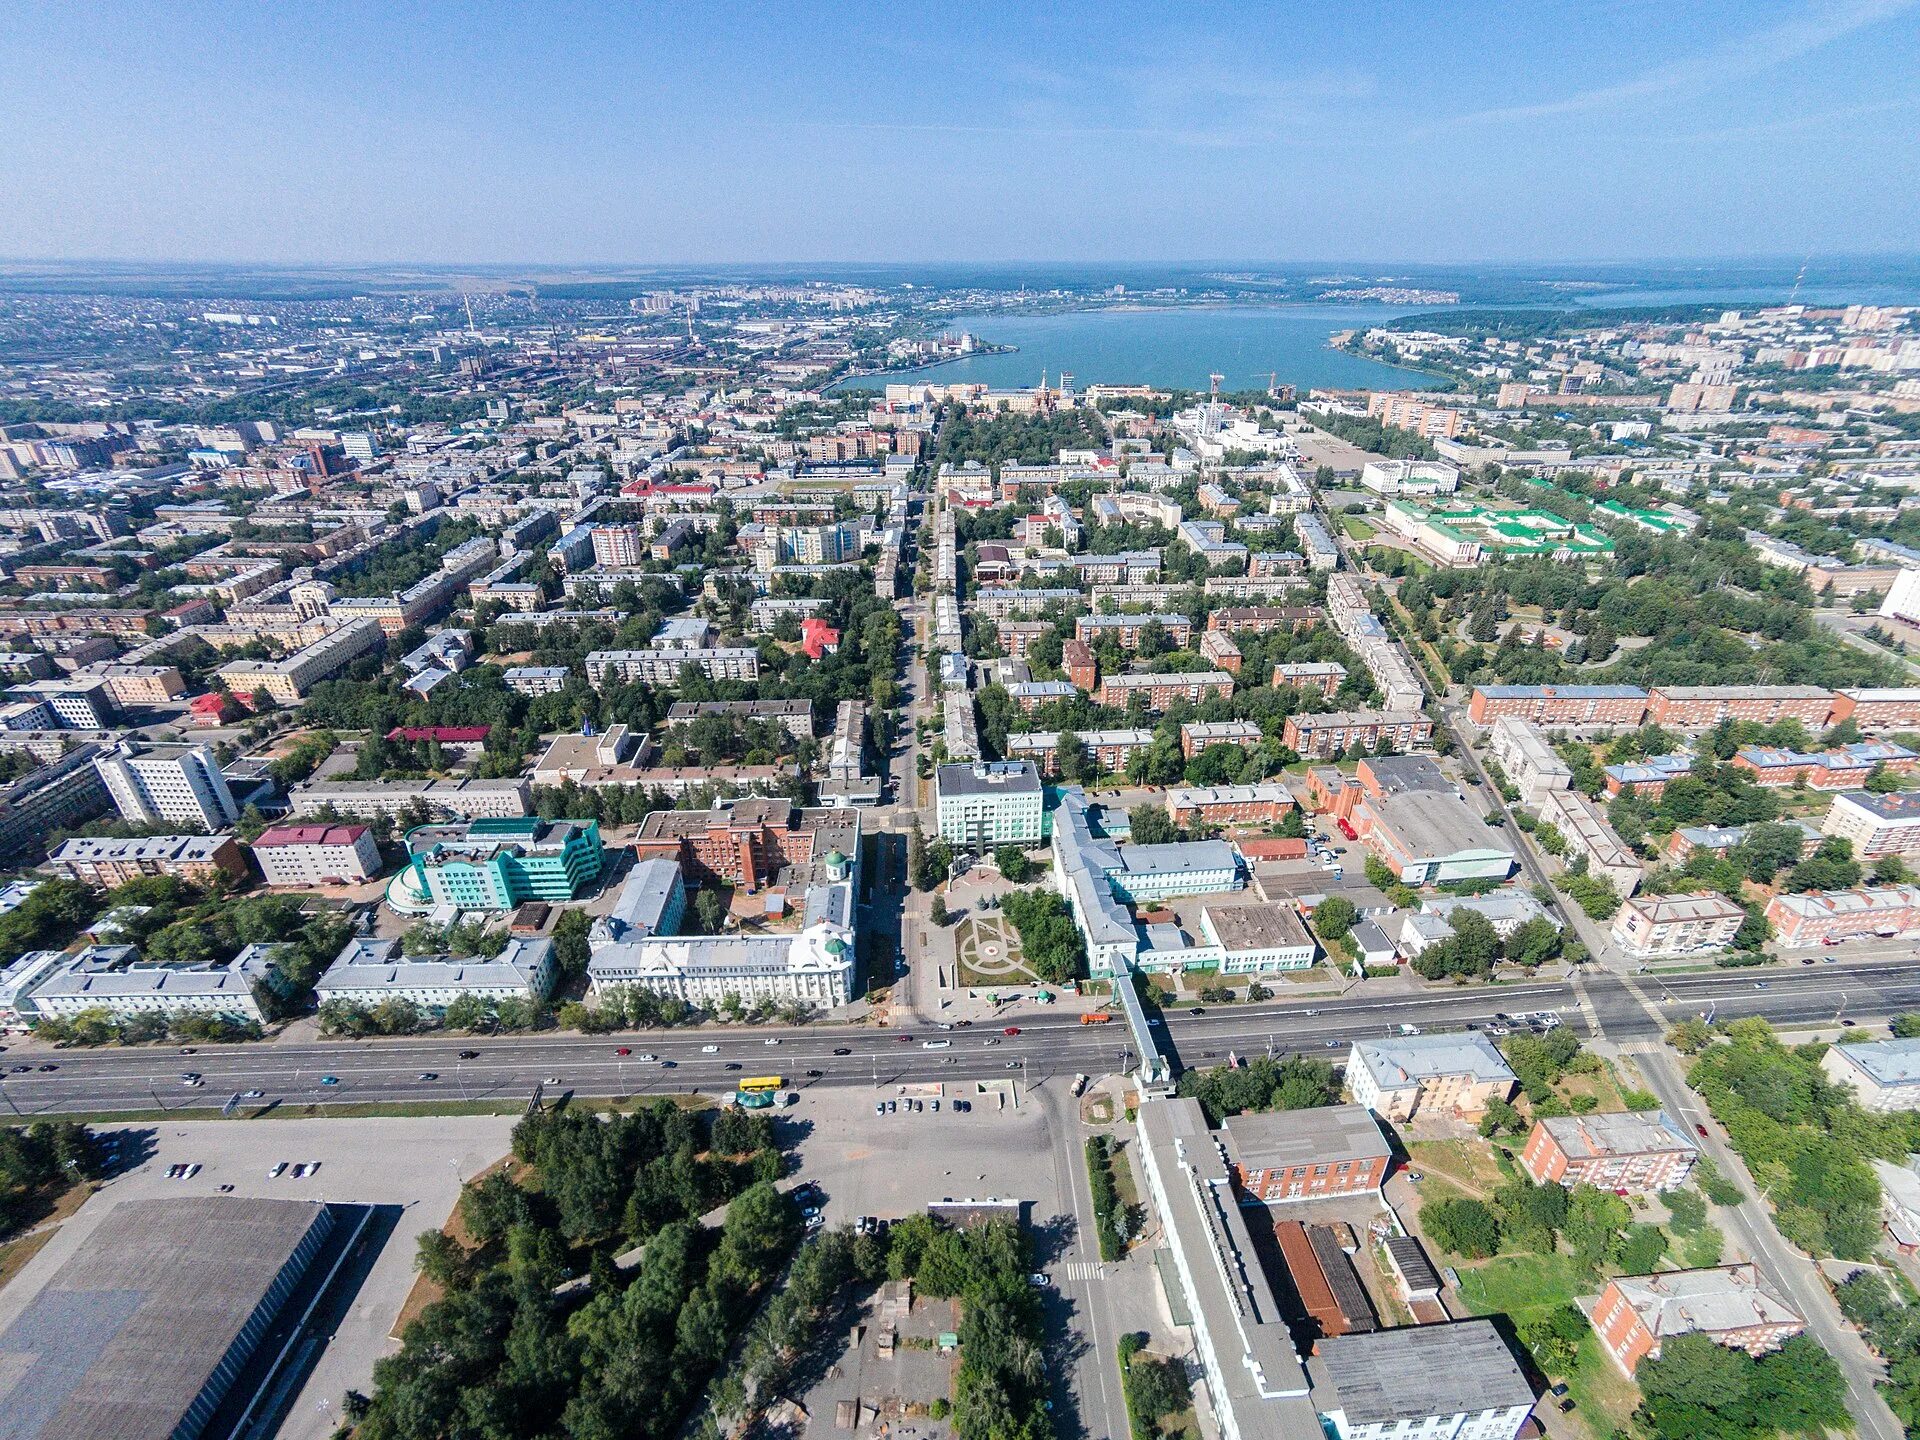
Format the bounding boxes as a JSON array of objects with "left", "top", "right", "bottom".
[{"left": 4, "top": 0, "right": 1917, "bottom": 265}]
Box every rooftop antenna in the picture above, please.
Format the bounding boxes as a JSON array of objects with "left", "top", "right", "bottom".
[
  {"left": 462, "top": 292, "right": 478, "bottom": 336},
  {"left": 1209, "top": 372, "right": 1224, "bottom": 400}
]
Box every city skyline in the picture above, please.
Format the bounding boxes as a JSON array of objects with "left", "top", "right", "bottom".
[{"left": 4, "top": 0, "right": 1917, "bottom": 265}]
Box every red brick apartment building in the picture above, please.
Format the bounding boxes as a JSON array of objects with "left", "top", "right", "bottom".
[
  {"left": 1732, "top": 742, "right": 1920, "bottom": 790},
  {"left": 1271, "top": 662, "right": 1347, "bottom": 698},
  {"left": 1061, "top": 638, "right": 1098, "bottom": 692},
  {"left": 1224, "top": 1104, "right": 1390, "bottom": 1204},
  {"left": 1591, "top": 1265, "right": 1803, "bottom": 1374},
  {"left": 1074, "top": 613, "right": 1193, "bottom": 652},
  {"left": 631, "top": 799, "right": 854, "bottom": 893},
  {"left": 1828, "top": 689, "right": 1920, "bottom": 731},
  {"left": 1644, "top": 685, "right": 1835, "bottom": 729},
  {"left": 1764, "top": 884, "right": 1920, "bottom": 946},
  {"left": 1519, "top": 1112, "right": 1698, "bottom": 1193},
  {"left": 1180, "top": 720, "right": 1261, "bottom": 758},
  {"left": 1467, "top": 685, "right": 1649, "bottom": 727},
  {"left": 1095, "top": 670, "right": 1234, "bottom": 712},
  {"left": 1198, "top": 630, "right": 1242, "bottom": 673},
  {"left": 1206, "top": 606, "right": 1322, "bottom": 635},
  {"left": 1282, "top": 710, "right": 1434, "bottom": 760},
  {"left": 1165, "top": 785, "right": 1296, "bottom": 827}
]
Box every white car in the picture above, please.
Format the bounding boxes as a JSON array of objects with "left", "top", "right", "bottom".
[
  {"left": 268, "top": 1162, "right": 288, "bottom": 1178},
  {"left": 922, "top": 1039, "right": 951, "bottom": 1049},
  {"left": 181, "top": 1163, "right": 201, "bottom": 1180},
  {"left": 701, "top": 1044, "right": 720, "bottom": 1053},
  {"left": 635, "top": 1053, "right": 658, "bottom": 1063},
  {"left": 764, "top": 1038, "right": 781, "bottom": 1046}
]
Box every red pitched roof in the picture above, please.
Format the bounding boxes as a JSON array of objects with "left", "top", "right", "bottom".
[
  {"left": 253, "top": 823, "right": 370, "bottom": 848},
  {"left": 386, "top": 726, "right": 492, "bottom": 743}
]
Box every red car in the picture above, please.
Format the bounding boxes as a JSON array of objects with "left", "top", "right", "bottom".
[
  {"left": 614, "top": 1047, "right": 632, "bottom": 1056},
  {"left": 896, "top": 1034, "right": 913, "bottom": 1043},
  {"left": 1003, "top": 1026, "right": 1022, "bottom": 1036},
  {"left": 1695, "top": 1124, "right": 1709, "bottom": 1138},
  {"left": 1336, "top": 818, "right": 1358, "bottom": 841}
]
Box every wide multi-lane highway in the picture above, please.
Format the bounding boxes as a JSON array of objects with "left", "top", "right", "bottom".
[{"left": 5, "top": 956, "right": 1918, "bottom": 1117}]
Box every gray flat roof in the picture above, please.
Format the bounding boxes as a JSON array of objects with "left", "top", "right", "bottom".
[
  {"left": 1203, "top": 901, "right": 1313, "bottom": 954},
  {"left": 1223, "top": 1104, "right": 1389, "bottom": 1172},
  {"left": 0, "top": 1196, "right": 331, "bottom": 1440},
  {"left": 1537, "top": 1110, "right": 1697, "bottom": 1159},
  {"left": 1829, "top": 1037, "right": 1920, "bottom": 1087},
  {"left": 1315, "top": 1319, "right": 1534, "bottom": 1422},
  {"left": 1354, "top": 1032, "right": 1517, "bottom": 1087},
  {"left": 936, "top": 761, "right": 1041, "bottom": 798}
]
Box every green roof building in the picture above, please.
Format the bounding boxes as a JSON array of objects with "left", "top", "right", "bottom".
[{"left": 389, "top": 817, "right": 605, "bottom": 913}]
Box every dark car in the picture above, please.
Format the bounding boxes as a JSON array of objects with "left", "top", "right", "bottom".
[
  {"left": 832, "top": 1047, "right": 852, "bottom": 1056},
  {"left": 725, "top": 1062, "right": 742, "bottom": 1071},
  {"left": 805, "top": 1068, "right": 824, "bottom": 1077},
  {"left": 1188, "top": 1007, "right": 1204, "bottom": 1016},
  {"left": 895, "top": 1034, "right": 913, "bottom": 1043},
  {"left": 9, "top": 1065, "right": 30, "bottom": 1073},
  {"left": 36, "top": 1064, "right": 56, "bottom": 1072},
  {"left": 458, "top": 1050, "right": 480, "bottom": 1059}
]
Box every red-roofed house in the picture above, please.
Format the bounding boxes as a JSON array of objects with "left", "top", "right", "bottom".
[
  {"left": 801, "top": 618, "right": 842, "bottom": 660},
  {"left": 250, "top": 823, "right": 383, "bottom": 886},
  {"left": 189, "top": 692, "right": 242, "bottom": 727}
]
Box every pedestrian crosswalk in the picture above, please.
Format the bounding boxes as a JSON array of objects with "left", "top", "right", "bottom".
[{"left": 1064, "top": 1260, "right": 1105, "bottom": 1282}]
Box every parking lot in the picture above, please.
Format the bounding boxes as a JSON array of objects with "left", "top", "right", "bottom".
[
  {"left": 783, "top": 1078, "right": 1052, "bottom": 1230},
  {"left": 0, "top": 1114, "right": 517, "bottom": 1440}
]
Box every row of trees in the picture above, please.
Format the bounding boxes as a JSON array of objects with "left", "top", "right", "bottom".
[
  {"left": 1085, "top": 1135, "right": 1128, "bottom": 1262},
  {"left": 1410, "top": 907, "right": 1563, "bottom": 980},
  {"left": 1837, "top": 1270, "right": 1920, "bottom": 1431},
  {"left": 1689, "top": 1019, "right": 1917, "bottom": 1258},
  {"left": 1175, "top": 1054, "right": 1340, "bottom": 1126}
]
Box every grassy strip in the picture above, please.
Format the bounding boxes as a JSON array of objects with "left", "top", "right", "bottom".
[
  {"left": 1118, "top": 1334, "right": 1195, "bottom": 1440},
  {"left": 1086, "top": 1134, "right": 1126, "bottom": 1262},
  {"left": 48, "top": 1093, "right": 714, "bottom": 1127}
]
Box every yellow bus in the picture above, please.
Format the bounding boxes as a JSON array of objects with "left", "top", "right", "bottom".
[{"left": 737, "top": 1075, "right": 784, "bottom": 1093}]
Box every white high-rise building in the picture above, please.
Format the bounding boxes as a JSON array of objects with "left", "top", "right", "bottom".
[{"left": 94, "top": 743, "right": 240, "bottom": 832}]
